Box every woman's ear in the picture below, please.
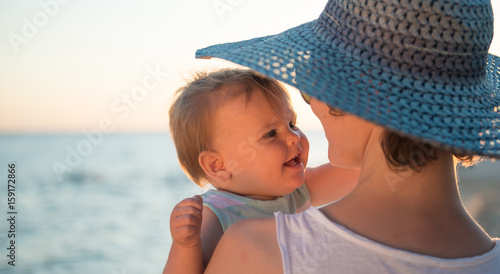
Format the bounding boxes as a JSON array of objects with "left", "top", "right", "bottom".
[{"left": 199, "top": 151, "right": 232, "bottom": 182}]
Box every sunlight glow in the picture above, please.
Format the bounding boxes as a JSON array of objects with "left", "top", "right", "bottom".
[{"left": 0, "top": 0, "right": 499, "bottom": 133}]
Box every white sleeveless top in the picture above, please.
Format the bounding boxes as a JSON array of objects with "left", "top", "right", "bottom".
[{"left": 275, "top": 207, "right": 500, "bottom": 274}]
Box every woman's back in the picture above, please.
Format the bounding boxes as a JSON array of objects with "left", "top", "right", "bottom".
[{"left": 276, "top": 207, "right": 500, "bottom": 274}]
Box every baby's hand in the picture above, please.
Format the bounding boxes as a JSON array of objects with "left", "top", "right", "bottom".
[{"left": 170, "top": 195, "right": 203, "bottom": 247}]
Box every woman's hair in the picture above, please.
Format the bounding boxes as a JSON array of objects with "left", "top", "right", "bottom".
[
  {"left": 169, "top": 69, "right": 293, "bottom": 186},
  {"left": 380, "top": 130, "right": 481, "bottom": 172}
]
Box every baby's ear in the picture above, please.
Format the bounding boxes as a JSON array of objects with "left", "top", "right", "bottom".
[{"left": 198, "top": 151, "right": 232, "bottom": 182}]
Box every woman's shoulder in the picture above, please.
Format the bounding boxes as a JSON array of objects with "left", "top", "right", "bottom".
[{"left": 205, "top": 217, "right": 283, "bottom": 274}]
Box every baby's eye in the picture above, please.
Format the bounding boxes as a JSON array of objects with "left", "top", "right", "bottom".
[
  {"left": 263, "top": 129, "right": 277, "bottom": 138},
  {"left": 289, "top": 121, "right": 297, "bottom": 130}
]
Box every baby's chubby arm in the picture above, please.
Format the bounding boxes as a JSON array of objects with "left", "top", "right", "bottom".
[
  {"left": 305, "top": 164, "right": 360, "bottom": 207},
  {"left": 163, "top": 196, "right": 204, "bottom": 274}
]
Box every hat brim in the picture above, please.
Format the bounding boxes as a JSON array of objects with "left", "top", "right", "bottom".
[{"left": 196, "top": 20, "right": 500, "bottom": 157}]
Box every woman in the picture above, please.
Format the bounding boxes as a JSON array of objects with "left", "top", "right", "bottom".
[{"left": 195, "top": 0, "right": 500, "bottom": 272}]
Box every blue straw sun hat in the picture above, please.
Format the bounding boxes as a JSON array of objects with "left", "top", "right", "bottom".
[{"left": 196, "top": 0, "right": 500, "bottom": 157}]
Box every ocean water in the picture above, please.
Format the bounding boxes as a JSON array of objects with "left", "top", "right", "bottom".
[
  {"left": 0, "top": 133, "right": 200, "bottom": 274},
  {"left": 0, "top": 132, "right": 499, "bottom": 274}
]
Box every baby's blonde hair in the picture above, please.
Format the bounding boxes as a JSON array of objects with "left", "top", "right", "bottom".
[{"left": 169, "top": 69, "right": 294, "bottom": 186}]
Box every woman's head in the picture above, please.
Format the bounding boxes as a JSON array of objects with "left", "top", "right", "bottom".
[
  {"left": 169, "top": 69, "right": 302, "bottom": 186},
  {"left": 196, "top": 0, "right": 500, "bottom": 159},
  {"left": 309, "top": 95, "right": 482, "bottom": 171}
]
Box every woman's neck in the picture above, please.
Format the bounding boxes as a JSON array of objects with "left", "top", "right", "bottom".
[{"left": 356, "top": 127, "right": 461, "bottom": 207}]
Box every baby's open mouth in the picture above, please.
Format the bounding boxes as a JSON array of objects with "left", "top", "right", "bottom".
[{"left": 284, "top": 155, "right": 301, "bottom": 167}]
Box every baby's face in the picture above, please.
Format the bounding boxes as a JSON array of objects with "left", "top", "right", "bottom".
[{"left": 212, "top": 89, "right": 309, "bottom": 200}]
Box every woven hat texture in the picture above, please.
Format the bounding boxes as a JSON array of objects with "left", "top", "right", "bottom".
[{"left": 196, "top": 0, "right": 500, "bottom": 157}]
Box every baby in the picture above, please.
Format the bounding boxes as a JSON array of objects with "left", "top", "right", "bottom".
[{"left": 163, "top": 69, "right": 359, "bottom": 273}]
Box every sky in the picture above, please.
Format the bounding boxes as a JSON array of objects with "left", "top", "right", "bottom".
[{"left": 1, "top": 0, "right": 500, "bottom": 133}]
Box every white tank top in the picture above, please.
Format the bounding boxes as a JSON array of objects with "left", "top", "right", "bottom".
[{"left": 275, "top": 207, "right": 500, "bottom": 274}]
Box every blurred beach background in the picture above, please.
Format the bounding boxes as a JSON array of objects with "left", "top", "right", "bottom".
[{"left": 1, "top": 1, "right": 500, "bottom": 273}]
